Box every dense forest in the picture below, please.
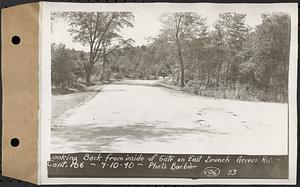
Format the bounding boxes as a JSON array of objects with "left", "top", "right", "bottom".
[{"left": 51, "top": 12, "right": 291, "bottom": 102}]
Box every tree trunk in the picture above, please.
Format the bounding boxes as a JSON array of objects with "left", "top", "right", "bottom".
[
  {"left": 85, "top": 63, "right": 93, "bottom": 85},
  {"left": 176, "top": 39, "right": 185, "bottom": 88},
  {"left": 193, "top": 70, "right": 199, "bottom": 94},
  {"left": 180, "top": 63, "right": 185, "bottom": 87},
  {"left": 100, "top": 57, "right": 106, "bottom": 83},
  {"left": 216, "top": 63, "right": 222, "bottom": 88},
  {"left": 85, "top": 70, "right": 91, "bottom": 84},
  {"left": 176, "top": 72, "right": 180, "bottom": 85},
  {"left": 206, "top": 67, "right": 211, "bottom": 89}
]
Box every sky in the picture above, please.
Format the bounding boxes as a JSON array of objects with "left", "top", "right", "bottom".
[{"left": 51, "top": 10, "right": 265, "bottom": 52}]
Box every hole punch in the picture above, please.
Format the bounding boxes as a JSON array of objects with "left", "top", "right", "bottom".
[
  {"left": 11, "top": 35, "right": 21, "bottom": 45},
  {"left": 10, "top": 138, "right": 20, "bottom": 147}
]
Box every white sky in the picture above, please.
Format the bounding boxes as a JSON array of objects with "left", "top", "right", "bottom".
[
  {"left": 50, "top": 4, "right": 290, "bottom": 51},
  {"left": 52, "top": 11, "right": 164, "bottom": 51}
]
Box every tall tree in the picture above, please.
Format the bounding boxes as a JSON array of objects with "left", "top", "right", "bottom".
[
  {"left": 214, "top": 13, "right": 249, "bottom": 83},
  {"left": 250, "top": 13, "right": 291, "bottom": 100},
  {"left": 161, "top": 13, "right": 208, "bottom": 87},
  {"left": 65, "top": 12, "right": 134, "bottom": 84}
]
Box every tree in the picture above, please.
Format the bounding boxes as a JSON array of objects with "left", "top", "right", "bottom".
[
  {"left": 51, "top": 43, "right": 72, "bottom": 88},
  {"left": 214, "top": 13, "right": 249, "bottom": 83},
  {"left": 65, "top": 12, "right": 134, "bottom": 84},
  {"left": 238, "top": 31, "right": 256, "bottom": 86},
  {"left": 210, "top": 23, "right": 226, "bottom": 87},
  {"left": 250, "top": 13, "right": 291, "bottom": 100},
  {"left": 161, "top": 13, "right": 208, "bottom": 87}
]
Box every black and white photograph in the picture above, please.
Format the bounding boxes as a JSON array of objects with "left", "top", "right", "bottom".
[
  {"left": 49, "top": 4, "right": 293, "bottom": 155},
  {"left": 37, "top": 2, "right": 298, "bottom": 184}
]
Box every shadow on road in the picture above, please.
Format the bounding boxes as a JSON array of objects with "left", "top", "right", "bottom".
[{"left": 51, "top": 122, "right": 229, "bottom": 152}]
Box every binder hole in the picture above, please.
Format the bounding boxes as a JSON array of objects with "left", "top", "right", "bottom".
[
  {"left": 10, "top": 138, "right": 20, "bottom": 147},
  {"left": 11, "top": 36, "right": 21, "bottom": 45}
]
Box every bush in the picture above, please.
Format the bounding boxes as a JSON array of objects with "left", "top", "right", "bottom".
[{"left": 179, "top": 81, "right": 285, "bottom": 103}]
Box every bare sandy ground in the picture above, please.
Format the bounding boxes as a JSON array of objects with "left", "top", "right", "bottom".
[{"left": 51, "top": 80, "right": 288, "bottom": 155}]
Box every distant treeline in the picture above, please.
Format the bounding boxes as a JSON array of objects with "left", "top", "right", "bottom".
[{"left": 51, "top": 12, "right": 290, "bottom": 102}]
